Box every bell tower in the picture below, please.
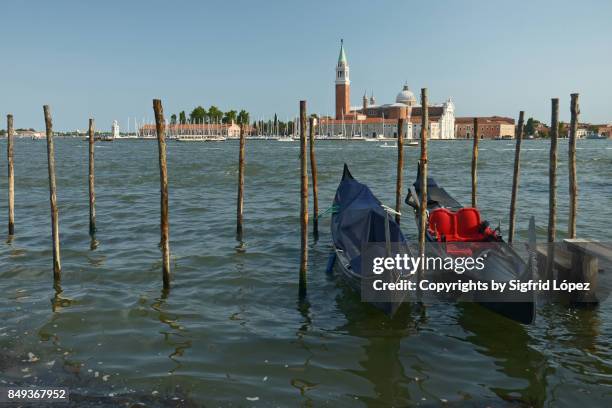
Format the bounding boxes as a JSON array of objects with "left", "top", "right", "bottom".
[{"left": 335, "top": 39, "right": 350, "bottom": 119}]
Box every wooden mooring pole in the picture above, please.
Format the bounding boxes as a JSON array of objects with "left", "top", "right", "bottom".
[
  {"left": 88, "top": 118, "right": 96, "bottom": 236},
  {"left": 309, "top": 116, "right": 319, "bottom": 238},
  {"left": 546, "top": 98, "right": 559, "bottom": 278},
  {"left": 395, "top": 118, "right": 405, "bottom": 224},
  {"left": 508, "top": 111, "right": 524, "bottom": 243},
  {"left": 7, "top": 114, "right": 15, "bottom": 236},
  {"left": 153, "top": 99, "right": 171, "bottom": 289},
  {"left": 568, "top": 93, "right": 579, "bottom": 239},
  {"left": 418, "top": 89, "right": 428, "bottom": 258},
  {"left": 299, "top": 100, "right": 308, "bottom": 297},
  {"left": 43, "top": 105, "right": 61, "bottom": 281},
  {"left": 236, "top": 124, "right": 245, "bottom": 241},
  {"left": 471, "top": 117, "right": 479, "bottom": 208}
]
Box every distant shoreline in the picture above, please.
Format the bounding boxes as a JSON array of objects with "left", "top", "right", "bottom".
[{"left": 3, "top": 135, "right": 608, "bottom": 141}]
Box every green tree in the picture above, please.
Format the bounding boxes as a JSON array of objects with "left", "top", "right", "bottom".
[
  {"left": 558, "top": 121, "right": 568, "bottom": 138},
  {"left": 208, "top": 106, "right": 223, "bottom": 123},
  {"left": 237, "top": 110, "right": 250, "bottom": 125},
  {"left": 179, "top": 111, "right": 187, "bottom": 125},
  {"left": 190, "top": 106, "right": 207, "bottom": 123},
  {"left": 170, "top": 114, "right": 177, "bottom": 125},
  {"left": 525, "top": 117, "right": 537, "bottom": 135},
  {"left": 223, "top": 110, "right": 237, "bottom": 124}
]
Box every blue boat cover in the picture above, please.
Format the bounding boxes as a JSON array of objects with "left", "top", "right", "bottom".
[{"left": 331, "top": 165, "right": 407, "bottom": 276}]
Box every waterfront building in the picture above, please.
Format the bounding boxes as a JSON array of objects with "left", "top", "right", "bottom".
[
  {"left": 320, "top": 40, "right": 456, "bottom": 139},
  {"left": 14, "top": 130, "right": 45, "bottom": 138},
  {"left": 317, "top": 117, "right": 410, "bottom": 139},
  {"left": 455, "top": 116, "right": 516, "bottom": 139},
  {"left": 576, "top": 127, "right": 588, "bottom": 138},
  {"left": 595, "top": 124, "right": 612, "bottom": 138}
]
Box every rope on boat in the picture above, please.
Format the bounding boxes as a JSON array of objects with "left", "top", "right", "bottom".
[
  {"left": 317, "top": 204, "right": 400, "bottom": 219},
  {"left": 317, "top": 204, "right": 339, "bottom": 219},
  {"left": 381, "top": 204, "right": 401, "bottom": 216}
]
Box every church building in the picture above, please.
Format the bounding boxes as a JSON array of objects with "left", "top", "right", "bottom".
[{"left": 319, "top": 40, "right": 456, "bottom": 139}]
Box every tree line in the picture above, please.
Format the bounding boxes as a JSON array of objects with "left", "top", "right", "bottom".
[
  {"left": 523, "top": 116, "right": 609, "bottom": 138},
  {"left": 251, "top": 113, "right": 317, "bottom": 135},
  {"left": 524, "top": 117, "right": 575, "bottom": 138},
  {"left": 168, "top": 108, "right": 309, "bottom": 135},
  {"left": 170, "top": 106, "right": 250, "bottom": 126}
]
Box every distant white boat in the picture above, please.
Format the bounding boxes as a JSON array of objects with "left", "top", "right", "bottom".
[
  {"left": 586, "top": 133, "right": 608, "bottom": 140},
  {"left": 177, "top": 136, "right": 226, "bottom": 142},
  {"left": 95, "top": 134, "right": 114, "bottom": 142},
  {"left": 380, "top": 142, "right": 396, "bottom": 148},
  {"left": 366, "top": 134, "right": 396, "bottom": 142},
  {"left": 82, "top": 134, "right": 114, "bottom": 142},
  {"left": 406, "top": 141, "right": 419, "bottom": 147},
  {"left": 277, "top": 136, "right": 295, "bottom": 142}
]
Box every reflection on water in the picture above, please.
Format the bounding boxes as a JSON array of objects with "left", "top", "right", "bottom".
[
  {"left": 292, "top": 299, "right": 316, "bottom": 403},
  {"left": 458, "top": 303, "right": 550, "bottom": 406},
  {"left": 151, "top": 289, "right": 191, "bottom": 374},
  {"left": 51, "top": 284, "right": 75, "bottom": 312},
  {"left": 0, "top": 138, "right": 610, "bottom": 406},
  {"left": 335, "top": 286, "right": 415, "bottom": 405}
]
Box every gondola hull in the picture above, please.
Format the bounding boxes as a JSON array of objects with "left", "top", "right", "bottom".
[
  {"left": 332, "top": 247, "right": 404, "bottom": 315},
  {"left": 330, "top": 165, "right": 412, "bottom": 316},
  {"left": 406, "top": 168, "right": 536, "bottom": 324}
]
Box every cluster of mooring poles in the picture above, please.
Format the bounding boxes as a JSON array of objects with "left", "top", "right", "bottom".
[
  {"left": 0, "top": 92, "right": 596, "bottom": 303},
  {"left": 1, "top": 102, "right": 172, "bottom": 290}
]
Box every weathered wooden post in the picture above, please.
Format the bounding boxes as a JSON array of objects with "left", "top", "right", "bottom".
[
  {"left": 7, "top": 114, "right": 15, "bottom": 236},
  {"left": 153, "top": 99, "right": 171, "bottom": 289},
  {"left": 43, "top": 105, "right": 61, "bottom": 281},
  {"left": 546, "top": 98, "right": 559, "bottom": 278},
  {"left": 395, "top": 118, "right": 405, "bottom": 224},
  {"left": 471, "top": 117, "right": 479, "bottom": 208},
  {"left": 568, "top": 93, "right": 579, "bottom": 239},
  {"left": 309, "top": 116, "right": 319, "bottom": 238},
  {"left": 88, "top": 118, "right": 96, "bottom": 236},
  {"left": 418, "top": 89, "right": 428, "bottom": 258},
  {"left": 508, "top": 111, "right": 525, "bottom": 243},
  {"left": 299, "top": 100, "right": 308, "bottom": 297},
  {"left": 236, "top": 124, "right": 245, "bottom": 241}
]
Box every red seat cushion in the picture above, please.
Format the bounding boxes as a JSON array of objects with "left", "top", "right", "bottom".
[
  {"left": 456, "top": 208, "right": 482, "bottom": 240},
  {"left": 429, "top": 207, "right": 488, "bottom": 242},
  {"left": 428, "top": 208, "right": 456, "bottom": 240}
]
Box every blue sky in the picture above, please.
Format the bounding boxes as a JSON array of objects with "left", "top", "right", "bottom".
[{"left": 1, "top": 0, "right": 611, "bottom": 131}]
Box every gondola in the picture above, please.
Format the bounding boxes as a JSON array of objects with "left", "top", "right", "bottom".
[
  {"left": 405, "top": 164, "right": 536, "bottom": 324},
  {"left": 329, "top": 165, "right": 414, "bottom": 316}
]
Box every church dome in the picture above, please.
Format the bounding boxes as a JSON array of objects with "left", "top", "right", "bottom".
[{"left": 396, "top": 84, "right": 417, "bottom": 104}]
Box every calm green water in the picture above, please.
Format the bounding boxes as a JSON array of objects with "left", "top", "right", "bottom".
[{"left": 0, "top": 138, "right": 610, "bottom": 407}]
